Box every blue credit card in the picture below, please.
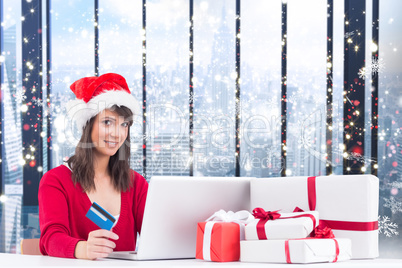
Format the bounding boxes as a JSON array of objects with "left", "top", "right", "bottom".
[{"left": 86, "top": 202, "right": 116, "bottom": 230}]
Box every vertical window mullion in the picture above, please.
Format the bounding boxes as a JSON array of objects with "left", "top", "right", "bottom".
[
  {"left": 46, "top": 0, "right": 52, "bottom": 171},
  {"left": 371, "top": 0, "right": 379, "bottom": 176},
  {"left": 326, "top": 0, "right": 334, "bottom": 175},
  {"left": 281, "top": 2, "right": 287, "bottom": 177},
  {"left": 343, "top": 0, "right": 366, "bottom": 174},
  {"left": 94, "top": 0, "right": 99, "bottom": 76},
  {"left": 21, "top": 0, "right": 43, "bottom": 206},
  {"left": 142, "top": 0, "right": 147, "bottom": 179},
  {"left": 189, "top": 0, "right": 194, "bottom": 176},
  {"left": 0, "top": 0, "right": 4, "bottom": 197},
  {"left": 235, "top": 0, "right": 241, "bottom": 177}
]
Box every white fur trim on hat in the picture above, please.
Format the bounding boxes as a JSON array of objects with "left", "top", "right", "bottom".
[{"left": 66, "top": 89, "right": 141, "bottom": 130}]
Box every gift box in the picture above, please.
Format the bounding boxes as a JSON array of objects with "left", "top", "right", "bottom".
[
  {"left": 195, "top": 210, "right": 254, "bottom": 262},
  {"left": 245, "top": 209, "right": 319, "bottom": 240},
  {"left": 240, "top": 238, "right": 352, "bottom": 264},
  {"left": 196, "top": 222, "right": 241, "bottom": 262},
  {"left": 250, "top": 175, "right": 378, "bottom": 259}
]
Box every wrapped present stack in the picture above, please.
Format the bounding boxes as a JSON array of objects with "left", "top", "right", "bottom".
[
  {"left": 196, "top": 174, "right": 378, "bottom": 263},
  {"left": 248, "top": 175, "right": 379, "bottom": 260},
  {"left": 240, "top": 207, "right": 352, "bottom": 264}
]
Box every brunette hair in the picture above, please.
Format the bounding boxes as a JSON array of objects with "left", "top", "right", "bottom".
[{"left": 67, "top": 105, "right": 134, "bottom": 192}]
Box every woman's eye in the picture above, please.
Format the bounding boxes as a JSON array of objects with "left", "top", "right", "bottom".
[
  {"left": 122, "top": 122, "right": 129, "bottom": 127},
  {"left": 103, "top": 120, "right": 112, "bottom": 126}
]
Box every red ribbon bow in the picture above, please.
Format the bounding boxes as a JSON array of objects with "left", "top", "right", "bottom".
[
  {"left": 252, "top": 208, "right": 281, "bottom": 221},
  {"left": 253, "top": 208, "right": 281, "bottom": 240},
  {"left": 293, "top": 207, "right": 332, "bottom": 238},
  {"left": 312, "top": 225, "right": 335, "bottom": 238}
]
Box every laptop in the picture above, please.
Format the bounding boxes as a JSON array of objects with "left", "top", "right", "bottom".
[{"left": 107, "top": 176, "right": 251, "bottom": 260}]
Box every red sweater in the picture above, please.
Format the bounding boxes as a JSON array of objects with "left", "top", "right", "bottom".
[{"left": 38, "top": 165, "right": 148, "bottom": 258}]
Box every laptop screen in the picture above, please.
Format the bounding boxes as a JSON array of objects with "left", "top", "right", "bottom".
[{"left": 136, "top": 176, "right": 251, "bottom": 260}]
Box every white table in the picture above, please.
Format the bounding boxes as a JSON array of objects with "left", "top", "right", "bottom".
[{"left": 1, "top": 253, "right": 402, "bottom": 268}]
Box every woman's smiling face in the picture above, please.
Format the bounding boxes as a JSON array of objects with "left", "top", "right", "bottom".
[{"left": 91, "top": 109, "right": 129, "bottom": 158}]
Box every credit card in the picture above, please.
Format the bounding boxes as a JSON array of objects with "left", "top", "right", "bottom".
[{"left": 85, "top": 202, "right": 116, "bottom": 230}]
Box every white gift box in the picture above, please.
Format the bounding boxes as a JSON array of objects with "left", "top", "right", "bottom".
[
  {"left": 245, "top": 211, "right": 319, "bottom": 240},
  {"left": 240, "top": 238, "right": 352, "bottom": 264},
  {"left": 250, "top": 175, "right": 379, "bottom": 259}
]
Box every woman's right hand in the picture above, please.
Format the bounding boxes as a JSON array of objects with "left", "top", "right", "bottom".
[{"left": 75, "top": 229, "right": 119, "bottom": 260}]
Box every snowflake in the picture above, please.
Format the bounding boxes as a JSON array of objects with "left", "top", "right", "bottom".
[
  {"left": 346, "top": 152, "right": 374, "bottom": 165},
  {"left": 189, "top": 91, "right": 197, "bottom": 104},
  {"left": 370, "top": 57, "right": 385, "bottom": 75},
  {"left": 43, "top": 106, "right": 51, "bottom": 117},
  {"left": 265, "top": 98, "right": 277, "bottom": 107},
  {"left": 358, "top": 67, "right": 368, "bottom": 80},
  {"left": 359, "top": 58, "right": 385, "bottom": 79},
  {"left": 344, "top": 31, "right": 355, "bottom": 39},
  {"left": 235, "top": 100, "right": 241, "bottom": 114},
  {"left": 299, "top": 128, "right": 313, "bottom": 147},
  {"left": 43, "top": 100, "right": 61, "bottom": 117},
  {"left": 383, "top": 196, "right": 402, "bottom": 214},
  {"left": 264, "top": 146, "right": 281, "bottom": 159},
  {"left": 378, "top": 216, "right": 399, "bottom": 237},
  {"left": 212, "top": 132, "right": 228, "bottom": 146},
  {"left": 299, "top": 117, "right": 316, "bottom": 146},
  {"left": 143, "top": 133, "right": 149, "bottom": 141},
  {"left": 287, "top": 94, "right": 298, "bottom": 104},
  {"left": 263, "top": 145, "right": 284, "bottom": 172},
  {"left": 14, "top": 91, "right": 27, "bottom": 103},
  {"left": 390, "top": 181, "right": 402, "bottom": 189},
  {"left": 31, "top": 97, "right": 46, "bottom": 107}
]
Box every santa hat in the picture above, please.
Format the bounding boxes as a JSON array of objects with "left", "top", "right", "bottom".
[{"left": 66, "top": 73, "right": 141, "bottom": 130}]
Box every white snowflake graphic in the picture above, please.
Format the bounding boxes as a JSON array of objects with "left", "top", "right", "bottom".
[
  {"left": 287, "top": 94, "right": 298, "bottom": 104},
  {"left": 344, "top": 31, "right": 355, "bottom": 39},
  {"left": 211, "top": 119, "right": 231, "bottom": 146},
  {"left": 133, "top": 132, "right": 149, "bottom": 142},
  {"left": 346, "top": 152, "right": 374, "bottom": 165},
  {"left": 189, "top": 91, "right": 197, "bottom": 104},
  {"left": 358, "top": 67, "right": 368, "bottom": 80},
  {"left": 143, "top": 133, "right": 149, "bottom": 141},
  {"left": 43, "top": 102, "right": 60, "bottom": 117},
  {"left": 265, "top": 98, "right": 277, "bottom": 107},
  {"left": 31, "top": 97, "right": 46, "bottom": 107},
  {"left": 357, "top": 58, "right": 385, "bottom": 80},
  {"left": 264, "top": 145, "right": 284, "bottom": 172},
  {"left": 235, "top": 100, "right": 242, "bottom": 115},
  {"left": 299, "top": 123, "right": 313, "bottom": 147},
  {"left": 378, "top": 216, "right": 399, "bottom": 237},
  {"left": 264, "top": 146, "right": 281, "bottom": 159},
  {"left": 390, "top": 181, "right": 402, "bottom": 189},
  {"left": 383, "top": 196, "right": 402, "bottom": 214},
  {"left": 14, "top": 91, "right": 27, "bottom": 103},
  {"left": 370, "top": 57, "right": 385, "bottom": 75}
]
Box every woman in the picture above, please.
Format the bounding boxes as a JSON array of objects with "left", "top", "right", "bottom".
[{"left": 38, "top": 73, "right": 148, "bottom": 260}]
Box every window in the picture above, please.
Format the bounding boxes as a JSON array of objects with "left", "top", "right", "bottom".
[
  {"left": 0, "top": 0, "right": 401, "bottom": 258},
  {"left": 240, "top": 0, "right": 281, "bottom": 177},
  {"left": 1, "top": 0, "right": 23, "bottom": 253},
  {"left": 378, "top": 0, "right": 402, "bottom": 256},
  {"left": 51, "top": 0, "right": 94, "bottom": 167},
  {"left": 286, "top": 0, "right": 327, "bottom": 177},
  {"left": 146, "top": 0, "right": 190, "bottom": 177},
  {"left": 193, "top": 0, "right": 236, "bottom": 176}
]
